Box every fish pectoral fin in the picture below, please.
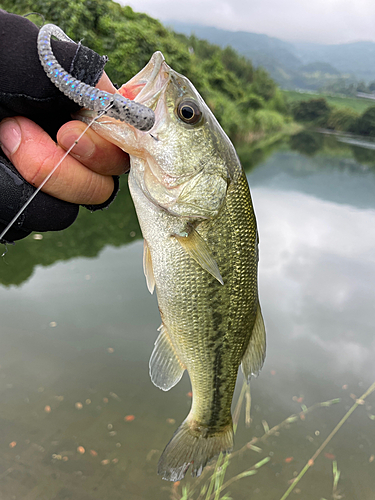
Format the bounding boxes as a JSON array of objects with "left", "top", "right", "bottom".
[
  {"left": 143, "top": 239, "right": 155, "bottom": 294},
  {"left": 149, "top": 323, "right": 185, "bottom": 391},
  {"left": 174, "top": 228, "right": 224, "bottom": 285},
  {"left": 241, "top": 303, "right": 266, "bottom": 381}
]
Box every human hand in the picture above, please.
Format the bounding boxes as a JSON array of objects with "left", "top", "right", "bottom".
[
  {"left": 0, "top": 73, "right": 130, "bottom": 206},
  {"left": 0, "top": 73, "right": 131, "bottom": 244},
  {"left": 0, "top": 10, "right": 128, "bottom": 243}
]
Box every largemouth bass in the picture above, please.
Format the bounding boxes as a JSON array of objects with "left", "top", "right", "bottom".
[{"left": 82, "top": 52, "right": 266, "bottom": 481}]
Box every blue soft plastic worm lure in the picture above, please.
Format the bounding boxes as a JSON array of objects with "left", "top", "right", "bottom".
[{"left": 37, "top": 24, "right": 155, "bottom": 132}]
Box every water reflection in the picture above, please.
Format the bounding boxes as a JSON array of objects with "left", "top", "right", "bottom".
[
  {"left": 255, "top": 187, "right": 375, "bottom": 383},
  {"left": 0, "top": 181, "right": 141, "bottom": 287},
  {"left": 290, "top": 130, "right": 324, "bottom": 156},
  {"left": 288, "top": 130, "right": 375, "bottom": 166},
  {"left": 0, "top": 135, "right": 374, "bottom": 499}
]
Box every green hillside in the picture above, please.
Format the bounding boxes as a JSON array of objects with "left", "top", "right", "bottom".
[{"left": 3, "top": 0, "right": 289, "bottom": 142}]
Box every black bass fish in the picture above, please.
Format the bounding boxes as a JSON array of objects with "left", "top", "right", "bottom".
[{"left": 82, "top": 52, "right": 266, "bottom": 481}]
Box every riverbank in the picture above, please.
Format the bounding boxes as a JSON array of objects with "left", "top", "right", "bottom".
[{"left": 282, "top": 90, "right": 373, "bottom": 113}]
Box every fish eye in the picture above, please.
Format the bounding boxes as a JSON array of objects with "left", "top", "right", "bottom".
[{"left": 177, "top": 100, "right": 202, "bottom": 125}]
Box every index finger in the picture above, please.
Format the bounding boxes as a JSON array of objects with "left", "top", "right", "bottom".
[
  {"left": 57, "top": 120, "right": 130, "bottom": 176},
  {"left": 1, "top": 116, "right": 117, "bottom": 205}
]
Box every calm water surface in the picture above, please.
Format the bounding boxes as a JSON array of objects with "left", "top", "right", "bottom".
[{"left": 0, "top": 136, "right": 374, "bottom": 499}]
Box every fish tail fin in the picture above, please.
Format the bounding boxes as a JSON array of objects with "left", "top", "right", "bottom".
[{"left": 158, "top": 416, "right": 233, "bottom": 481}]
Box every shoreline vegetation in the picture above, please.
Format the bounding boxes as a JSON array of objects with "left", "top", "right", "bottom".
[
  {"left": 282, "top": 90, "right": 372, "bottom": 114},
  {"left": 285, "top": 94, "right": 375, "bottom": 137}
]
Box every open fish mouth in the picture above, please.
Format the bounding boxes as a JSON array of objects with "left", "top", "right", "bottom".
[
  {"left": 117, "top": 51, "right": 170, "bottom": 109},
  {"left": 77, "top": 51, "right": 169, "bottom": 129}
]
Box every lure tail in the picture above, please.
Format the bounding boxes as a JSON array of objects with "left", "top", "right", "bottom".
[
  {"left": 38, "top": 24, "right": 155, "bottom": 131},
  {"left": 158, "top": 416, "right": 233, "bottom": 481}
]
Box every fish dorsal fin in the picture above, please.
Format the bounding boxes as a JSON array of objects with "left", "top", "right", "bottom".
[
  {"left": 143, "top": 239, "right": 155, "bottom": 294},
  {"left": 149, "top": 323, "right": 185, "bottom": 391},
  {"left": 174, "top": 228, "right": 224, "bottom": 285},
  {"left": 241, "top": 304, "right": 266, "bottom": 381}
]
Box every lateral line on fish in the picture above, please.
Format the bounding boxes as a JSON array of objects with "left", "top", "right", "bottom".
[{"left": 0, "top": 106, "right": 112, "bottom": 243}]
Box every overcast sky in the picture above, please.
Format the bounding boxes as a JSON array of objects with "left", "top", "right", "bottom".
[{"left": 122, "top": 0, "right": 375, "bottom": 45}]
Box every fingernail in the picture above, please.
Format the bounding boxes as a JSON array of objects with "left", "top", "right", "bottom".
[
  {"left": 0, "top": 118, "right": 21, "bottom": 156},
  {"left": 59, "top": 131, "right": 95, "bottom": 158}
]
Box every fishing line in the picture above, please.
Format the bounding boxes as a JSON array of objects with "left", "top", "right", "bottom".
[
  {"left": 0, "top": 104, "right": 114, "bottom": 244},
  {"left": 1, "top": 245, "right": 8, "bottom": 258}
]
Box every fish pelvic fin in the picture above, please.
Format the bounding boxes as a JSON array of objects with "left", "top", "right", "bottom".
[
  {"left": 143, "top": 239, "right": 155, "bottom": 294},
  {"left": 174, "top": 227, "right": 224, "bottom": 285},
  {"left": 149, "top": 323, "right": 185, "bottom": 391},
  {"left": 241, "top": 303, "right": 266, "bottom": 381},
  {"left": 158, "top": 417, "right": 233, "bottom": 481}
]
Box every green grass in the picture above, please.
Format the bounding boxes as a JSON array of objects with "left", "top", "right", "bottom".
[
  {"left": 172, "top": 376, "right": 375, "bottom": 499},
  {"left": 282, "top": 90, "right": 374, "bottom": 113},
  {"left": 171, "top": 381, "right": 343, "bottom": 500}
]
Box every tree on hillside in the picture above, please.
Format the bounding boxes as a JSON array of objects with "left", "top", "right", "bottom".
[
  {"left": 292, "top": 98, "right": 331, "bottom": 126},
  {"left": 221, "top": 46, "right": 254, "bottom": 83},
  {"left": 327, "top": 108, "right": 359, "bottom": 132},
  {"left": 251, "top": 67, "right": 276, "bottom": 101},
  {"left": 354, "top": 107, "right": 375, "bottom": 136},
  {"left": 356, "top": 81, "right": 369, "bottom": 93}
]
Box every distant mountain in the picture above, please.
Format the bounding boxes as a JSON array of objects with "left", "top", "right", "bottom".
[
  {"left": 294, "top": 41, "right": 375, "bottom": 82},
  {"left": 168, "top": 22, "right": 375, "bottom": 90},
  {"left": 169, "top": 22, "right": 300, "bottom": 71}
]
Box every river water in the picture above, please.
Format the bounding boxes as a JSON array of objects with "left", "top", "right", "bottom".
[{"left": 0, "top": 132, "right": 374, "bottom": 499}]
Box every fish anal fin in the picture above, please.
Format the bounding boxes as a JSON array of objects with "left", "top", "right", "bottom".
[
  {"left": 149, "top": 324, "right": 185, "bottom": 391},
  {"left": 143, "top": 239, "right": 155, "bottom": 294},
  {"left": 241, "top": 303, "right": 266, "bottom": 381},
  {"left": 174, "top": 228, "right": 224, "bottom": 285}
]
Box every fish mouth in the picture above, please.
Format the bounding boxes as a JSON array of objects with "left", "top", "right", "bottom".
[{"left": 118, "top": 51, "right": 170, "bottom": 108}]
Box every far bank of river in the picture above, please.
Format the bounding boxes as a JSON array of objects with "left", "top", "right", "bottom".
[{"left": 282, "top": 89, "right": 373, "bottom": 114}]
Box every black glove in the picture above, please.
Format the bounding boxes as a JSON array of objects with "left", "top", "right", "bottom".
[{"left": 0, "top": 10, "right": 116, "bottom": 244}]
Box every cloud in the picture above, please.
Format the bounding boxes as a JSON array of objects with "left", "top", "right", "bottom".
[
  {"left": 252, "top": 186, "right": 375, "bottom": 382},
  {"left": 122, "top": 0, "right": 375, "bottom": 44}
]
